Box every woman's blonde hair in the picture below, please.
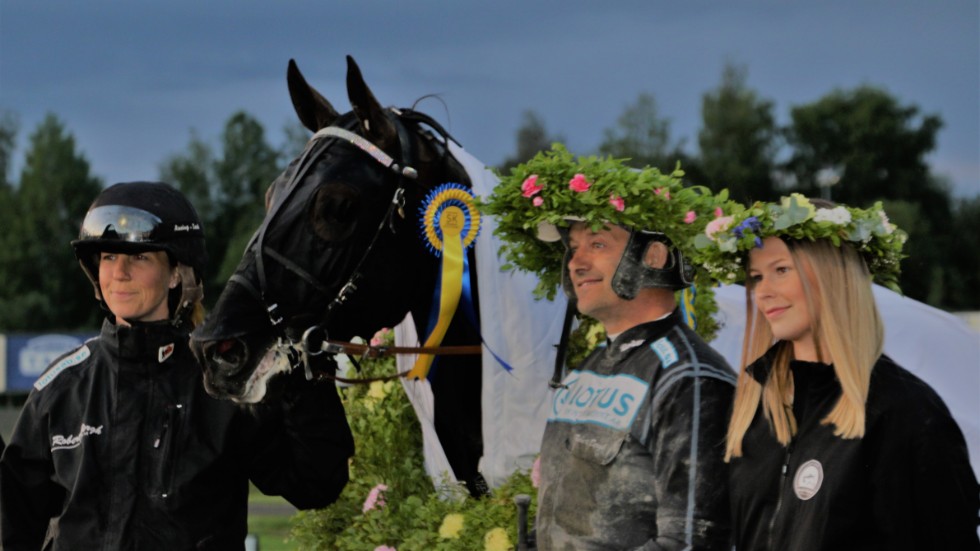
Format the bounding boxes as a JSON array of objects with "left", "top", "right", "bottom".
[{"left": 724, "top": 237, "right": 884, "bottom": 460}]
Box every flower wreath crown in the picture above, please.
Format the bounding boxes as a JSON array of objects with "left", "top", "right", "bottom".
[
  {"left": 690, "top": 193, "right": 908, "bottom": 293},
  {"left": 479, "top": 144, "right": 731, "bottom": 340}
]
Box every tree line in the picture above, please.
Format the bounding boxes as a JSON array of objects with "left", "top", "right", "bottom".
[{"left": 1, "top": 63, "right": 976, "bottom": 332}]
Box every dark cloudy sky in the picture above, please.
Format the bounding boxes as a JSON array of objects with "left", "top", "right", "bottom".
[{"left": 2, "top": 1, "right": 977, "bottom": 197}]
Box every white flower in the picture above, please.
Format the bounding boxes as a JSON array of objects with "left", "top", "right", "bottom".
[{"left": 813, "top": 206, "right": 851, "bottom": 225}]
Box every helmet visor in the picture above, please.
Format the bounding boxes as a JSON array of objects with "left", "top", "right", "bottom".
[{"left": 79, "top": 205, "right": 164, "bottom": 243}]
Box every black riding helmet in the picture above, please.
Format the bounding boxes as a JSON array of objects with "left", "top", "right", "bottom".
[{"left": 72, "top": 182, "right": 208, "bottom": 325}]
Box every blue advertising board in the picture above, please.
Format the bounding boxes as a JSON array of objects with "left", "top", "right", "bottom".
[{"left": 3, "top": 333, "right": 97, "bottom": 392}]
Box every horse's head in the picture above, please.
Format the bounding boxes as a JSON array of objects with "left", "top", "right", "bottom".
[{"left": 190, "top": 56, "right": 470, "bottom": 403}]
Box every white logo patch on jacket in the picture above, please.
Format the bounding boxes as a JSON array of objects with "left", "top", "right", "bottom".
[
  {"left": 550, "top": 371, "right": 649, "bottom": 431},
  {"left": 650, "top": 337, "right": 679, "bottom": 368},
  {"left": 34, "top": 345, "right": 91, "bottom": 390},
  {"left": 793, "top": 459, "right": 825, "bottom": 500}
]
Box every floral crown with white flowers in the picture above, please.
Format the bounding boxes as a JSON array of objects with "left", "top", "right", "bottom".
[
  {"left": 690, "top": 193, "right": 908, "bottom": 293},
  {"left": 480, "top": 143, "right": 732, "bottom": 340}
]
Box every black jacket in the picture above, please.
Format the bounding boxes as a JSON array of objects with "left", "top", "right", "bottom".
[
  {"left": 0, "top": 319, "right": 354, "bottom": 551},
  {"left": 536, "top": 310, "right": 737, "bottom": 550},
  {"left": 729, "top": 343, "right": 980, "bottom": 551}
]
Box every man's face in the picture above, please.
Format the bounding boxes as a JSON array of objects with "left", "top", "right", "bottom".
[{"left": 566, "top": 222, "right": 631, "bottom": 325}]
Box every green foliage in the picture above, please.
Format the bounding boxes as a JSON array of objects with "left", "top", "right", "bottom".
[
  {"left": 0, "top": 113, "right": 104, "bottom": 331},
  {"left": 481, "top": 143, "right": 726, "bottom": 340},
  {"left": 697, "top": 63, "right": 779, "bottom": 204},
  {"left": 782, "top": 86, "right": 954, "bottom": 306},
  {"left": 691, "top": 193, "right": 907, "bottom": 293},
  {"left": 291, "top": 331, "right": 535, "bottom": 550},
  {"left": 498, "top": 110, "right": 563, "bottom": 172},
  {"left": 160, "top": 111, "right": 289, "bottom": 305},
  {"left": 598, "top": 93, "right": 681, "bottom": 171}
]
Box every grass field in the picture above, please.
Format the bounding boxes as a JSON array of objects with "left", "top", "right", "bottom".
[{"left": 248, "top": 485, "right": 298, "bottom": 551}]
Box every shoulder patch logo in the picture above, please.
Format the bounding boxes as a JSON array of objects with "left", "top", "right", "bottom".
[
  {"left": 793, "top": 459, "right": 824, "bottom": 500},
  {"left": 34, "top": 345, "right": 91, "bottom": 390},
  {"left": 650, "top": 337, "right": 679, "bottom": 368}
]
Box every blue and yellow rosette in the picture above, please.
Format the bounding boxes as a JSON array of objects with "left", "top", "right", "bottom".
[{"left": 408, "top": 183, "right": 481, "bottom": 380}]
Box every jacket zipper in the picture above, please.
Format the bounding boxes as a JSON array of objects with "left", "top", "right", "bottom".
[
  {"left": 154, "top": 403, "right": 182, "bottom": 498},
  {"left": 767, "top": 440, "right": 794, "bottom": 551}
]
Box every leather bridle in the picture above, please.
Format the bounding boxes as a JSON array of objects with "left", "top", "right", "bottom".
[{"left": 229, "top": 108, "right": 481, "bottom": 382}]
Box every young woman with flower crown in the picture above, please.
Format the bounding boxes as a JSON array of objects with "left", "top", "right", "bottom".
[{"left": 693, "top": 194, "right": 979, "bottom": 550}]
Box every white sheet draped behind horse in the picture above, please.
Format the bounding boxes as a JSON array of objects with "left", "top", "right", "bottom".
[{"left": 397, "top": 143, "right": 980, "bottom": 489}]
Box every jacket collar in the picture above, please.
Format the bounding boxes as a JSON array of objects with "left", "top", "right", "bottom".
[
  {"left": 603, "top": 308, "right": 682, "bottom": 360},
  {"left": 100, "top": 318, "right": 188, "bottom": 369}
]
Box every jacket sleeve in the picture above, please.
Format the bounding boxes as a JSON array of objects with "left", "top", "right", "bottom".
[
  {"left": 245, "top": 367, "right": 355, "bottom": 510},
  {"left": 0, "top": 393, "right": 66, "bottom": 550},
  {"left": 635, "top": 373, "right": 734, "bottom": 551},
  {"left": 868, "top": 383, "right": 980, "bottom": 550}
]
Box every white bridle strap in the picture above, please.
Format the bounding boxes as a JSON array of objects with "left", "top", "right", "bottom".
[{"left": 312, "top": 126, "right": 418, "bottom": 179}]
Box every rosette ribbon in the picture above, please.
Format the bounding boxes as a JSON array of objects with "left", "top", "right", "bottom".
[{"left": 408, "top": 183, "right": 482, "bottom": 380}]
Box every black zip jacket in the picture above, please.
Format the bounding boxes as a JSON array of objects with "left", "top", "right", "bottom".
[
  {"left": 729, "top": 343, "right": 980, "bottom": 551},
  {"left": 0, "top": 319, "right": 355, "bottom": 551},
  {"left": 537, "top": 310, "right": 737, "bottom": 550}
]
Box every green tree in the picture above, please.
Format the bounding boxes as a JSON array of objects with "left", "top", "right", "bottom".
[
  {"left": 944, "top": 196, "right": 980, "bottom": 310},
  {"left": 499, "top": 110, "right": 563, "bottom": 171},
  {"left": 161, "top": 111, "right": 285, "bottom": 303},
  {"left": 784, "top": 87, "right": 952, "bottom": 305},
  {"left": 598, "top": 93, "right": 683, "bottom": 171},
  {"left": 697, "top": 63, "right": 779, "bottom": 203},
  {"left": 0, "top": 114, "right": 104, "bottom": 331}
]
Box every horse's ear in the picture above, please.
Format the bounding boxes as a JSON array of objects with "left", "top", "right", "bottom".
[
  {"left": 287, "top": 59, "right": 340, "bottom": 132},
  {"left": 345, "top": 55, "right": 397, "bottom": 147}
]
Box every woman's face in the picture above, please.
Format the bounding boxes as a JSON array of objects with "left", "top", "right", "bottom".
[
  {"left": 98, "top": 250, "right": 178, "bottom": 326},
  {"left": 748, "top": 237, "right": 818, "bottom": 360}
]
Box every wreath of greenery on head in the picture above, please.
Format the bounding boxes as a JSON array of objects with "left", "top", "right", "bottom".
[
  {"left": 689, "top": 193, "right": 908, "bottom": 293},
  {"left": 479, "top": 143, "right": 733, "bottom": 342}
]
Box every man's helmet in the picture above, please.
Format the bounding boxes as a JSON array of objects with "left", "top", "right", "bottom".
[
  {"left": 541, "top": 220, "right": 695, "bottom": 301},
  {"left": 72, "top": 182, "right": 207, "bottom": 324}
]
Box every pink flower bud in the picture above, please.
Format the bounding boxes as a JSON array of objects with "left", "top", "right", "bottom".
[
  {"left": 568, "top": 173, "right": 591, "bottom": 192},
  {"left": 521, "top": 175, "right": 543, "bottom": 198},
  {"left": 609, "top": 194, "right": 625, "bottom": 212},
  {"left": 684, "top": 211, "right": 697, "bottom": 224},
  {"left": 532, "top": 196, "right": 544, "bottom": 207}
]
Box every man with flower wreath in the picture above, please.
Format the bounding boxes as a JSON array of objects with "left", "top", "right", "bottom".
[{"left": 483, "top": 145, "right": 736, "bottom": 550}]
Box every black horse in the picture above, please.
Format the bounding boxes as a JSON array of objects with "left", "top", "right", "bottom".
[{"left": 190, "top": 56, "right": 486, "bottom": 495}]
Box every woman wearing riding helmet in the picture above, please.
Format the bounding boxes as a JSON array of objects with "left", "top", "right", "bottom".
[
  {"left": 692, "top": 194, "right": 979, "bottom": 550},
  {"left": 0, "top": 182, "right": 354, "bottom": 550}
]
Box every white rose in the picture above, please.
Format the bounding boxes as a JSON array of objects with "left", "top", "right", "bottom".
[{"left": 813, "top": 206, "right": 852, "bottom": 225}]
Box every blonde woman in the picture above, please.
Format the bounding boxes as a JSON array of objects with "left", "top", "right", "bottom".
[{"left": 694, "top": 195, "right": 979, "bottom": 550}]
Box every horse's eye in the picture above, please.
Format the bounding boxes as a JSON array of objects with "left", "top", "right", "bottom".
[{"left": 310, "top": 183, "right": 360, "bottom": 242}]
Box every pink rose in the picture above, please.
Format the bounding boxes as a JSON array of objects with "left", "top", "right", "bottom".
[
  {"left": 363, "top": 483, "right": 388, "bottom": 513},
  {"left": 714, "top": 207, "right": 724, "bottom": 218},
  {"left": 521, "top": 175, "right": 543, "bottom": 198},
  {"left": 532, "top": 196, "right": 544, "bottom": 207},
  {"left": 705, "top": 216, "right": 735, "bottom": 240},
  {"left": 568, "top": 173, "right": 591, "bottom": 192},
  {"left": 683, "top": 211, "right": 697, "bottom": 224},
  {"left": 370, "top": 327, "right": 391, "bottom": 347},
  {"left": 609, "top": 194, "right": 625, "bottom": 212}
]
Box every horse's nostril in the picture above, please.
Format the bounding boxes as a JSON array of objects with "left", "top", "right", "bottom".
[{"left": 210, "top": 339, "right": 248, "bottom": 369}]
